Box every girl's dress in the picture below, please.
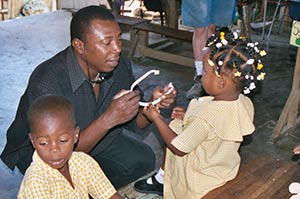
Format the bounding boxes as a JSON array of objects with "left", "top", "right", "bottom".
[{"left": 164, "top": 94, "right": 255, "bottom": 199}]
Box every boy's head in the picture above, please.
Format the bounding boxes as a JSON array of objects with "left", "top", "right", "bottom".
[
  {"left": 204, "top": 30, "right": 267, "bottom": 95},
  {"left": 28, "top": 95, "right": 79, "bottom": 170}
]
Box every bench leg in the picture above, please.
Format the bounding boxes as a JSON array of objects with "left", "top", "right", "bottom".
[{"left": 130, "top": 29, "right": 148, "bottom": 58}]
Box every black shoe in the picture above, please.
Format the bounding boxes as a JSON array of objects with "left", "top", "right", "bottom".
[{"left": 134, "top": 173, "right": 163, "bottom": 196}]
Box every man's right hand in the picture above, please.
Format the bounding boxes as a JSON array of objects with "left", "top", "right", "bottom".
[{"left": 103, "top": 89, "right": 141, "bottom": 128}]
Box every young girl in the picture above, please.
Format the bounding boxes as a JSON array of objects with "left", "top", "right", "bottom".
[{"left": 137, "top": 30, "right": 267, "bottom": 198}]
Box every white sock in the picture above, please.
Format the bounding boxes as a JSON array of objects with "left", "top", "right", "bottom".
[
  {"left": 146, "top": 168, "right": 164, "bottom": 184},
  {"left": 195, "top": 61, "right": 203, "bottom": 76}
]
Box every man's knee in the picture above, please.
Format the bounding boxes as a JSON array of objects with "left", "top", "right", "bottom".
[{"left": 138, "top": 144, "right": 155, "bottom": 172}]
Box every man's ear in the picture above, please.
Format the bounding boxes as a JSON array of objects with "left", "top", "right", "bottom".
[
  {"left": 28, "top": 133, "right": 36, "bottom": 149},
  {"left": 74, "top": 127, "right": 80, "bottom": 144},
  {"left": 71, "top": 38, "right": 85, "bottom": 55}
]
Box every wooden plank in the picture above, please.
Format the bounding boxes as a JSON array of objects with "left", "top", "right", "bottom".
[
  {"left": 133, "top": 22, "right": 193, "bottom": 42},
  {"left": 114, "top": 14, "right": 149, "bottom": 27},
  {"left": 292, "top": 47, "right": 300, "bottom": 91},
  {"left": 203, "top": 157, "right": 276, "bottom": 198},
  {"left": 203, "top": 157, "right": 300, "bottom": 199},
  {"left": 137, "top": 45, "right": 194, "bottom": 67},
  {"left": 249, "top": 162, "right": 295, "bottom": 198},
  {"left": 273, "top": 48, "right": 300, "bottom": 139},
  {"left": 273, "top": 91, "right": 298, "bottom": 139}
]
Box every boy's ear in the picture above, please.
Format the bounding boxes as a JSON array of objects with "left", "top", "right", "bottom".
[
  {"left": 71, "top": 38, "right": 85, "bottom": 55},
  {"left": 74, "top": 127, "right": 80, "bottom": 144},
  {"left": 28, "top": 133, "right": 36, "bottom": 149}
]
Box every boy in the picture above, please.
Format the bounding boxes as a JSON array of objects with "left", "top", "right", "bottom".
[{"left": 18, "top": 95, "right": 123, "bottom": 199}]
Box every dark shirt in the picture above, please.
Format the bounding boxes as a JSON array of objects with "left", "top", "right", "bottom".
[{"left": 1, "top": 46, "right": 138, "bottom": 173}]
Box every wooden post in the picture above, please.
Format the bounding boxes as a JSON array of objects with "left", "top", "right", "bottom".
[
  {"left": 56, "top": 0, "right": 61, "bottom": 10},
  {"left": 164, "top": 0, "right": 179, "bottom": 29},
  {"left": 272, "top": 47, "right": 300, "bottom": 140}
]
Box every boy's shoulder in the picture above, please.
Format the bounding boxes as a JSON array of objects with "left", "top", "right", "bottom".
[
  {"left": 71, "top": 151, "right": 94, "bottom": 162},
  {"left": 70, "top": 151, "right": 99, "bottom": 168}
]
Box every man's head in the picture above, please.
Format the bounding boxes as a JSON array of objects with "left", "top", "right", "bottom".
[
  {"left": 28, "top": 95, "right": 79, "bottom": 171},
  {"left": 71, "top": 5, "right": 122, "bottom": 76},
  {"left": 70, "top": 5, "right": 115, "bottom": 42}
]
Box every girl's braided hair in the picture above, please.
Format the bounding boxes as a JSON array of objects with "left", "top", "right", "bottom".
[{"left": 206, "top": 30, "right": 267, "bottom": 94}]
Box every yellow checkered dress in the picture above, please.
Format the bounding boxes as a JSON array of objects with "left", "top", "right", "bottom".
[
  {"left": 164, "top": 94, "right": 255, "bottom": 199},
  {"left": 18, "top": 151, "right": 116, "bottom": 199}
]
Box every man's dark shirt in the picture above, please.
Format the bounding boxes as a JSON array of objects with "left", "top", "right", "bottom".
[{"left": 0, "top": 46, "right": 138, "bottom": 173}]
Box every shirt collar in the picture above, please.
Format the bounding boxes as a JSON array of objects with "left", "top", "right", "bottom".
[
  {"left": 66, "top": 46, "right": 87, "bottom": 93},
  {"left": 32, "top": 151, "right": 62, "bottom": 178}
]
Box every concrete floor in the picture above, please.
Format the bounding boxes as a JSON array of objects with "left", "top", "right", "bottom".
[{"left": 0, "top": 9, "right": 300, "bottom": 199}]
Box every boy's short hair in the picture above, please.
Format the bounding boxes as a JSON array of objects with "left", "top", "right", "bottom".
[{"left": 28, "top": 95, "right": 76, "bottom": 132}]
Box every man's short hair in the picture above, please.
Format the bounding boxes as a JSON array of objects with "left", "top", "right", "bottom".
[{"left": 70, "top": 5, "right": 115, "bottom": 42}]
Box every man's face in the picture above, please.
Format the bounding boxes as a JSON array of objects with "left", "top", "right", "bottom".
[{"left": 83, "top": 19, "right": 122, "bottom": 73}]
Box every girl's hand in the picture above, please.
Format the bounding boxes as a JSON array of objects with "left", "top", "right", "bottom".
[
  {"left": 294, "top": 145, "right": 300, "bottom": 154},
  {"left": 143, "top": 104, "right": 162, "bottom": 122},
  {"left": 171, "top": 106, "right": 186, "bottom": 120}
]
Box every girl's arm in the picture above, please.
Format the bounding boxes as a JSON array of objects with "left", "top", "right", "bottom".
[{"left": 143, "top": 105, "right": 186, "bottom": 156}]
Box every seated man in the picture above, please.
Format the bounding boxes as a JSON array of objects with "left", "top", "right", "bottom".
[{"left": 0, "top": 5, "right": 176, "bottom": 193}]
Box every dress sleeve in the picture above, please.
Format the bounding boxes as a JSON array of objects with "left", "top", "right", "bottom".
[
  {"left": 85, "top": 155, "right": 117, "bottom": 199},
  {"left": 171, "top": 117, "right": 211, "bottom": 153}
]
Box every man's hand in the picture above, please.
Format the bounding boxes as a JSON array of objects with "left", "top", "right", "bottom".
[
  {"left": 103, "top": 89, "right": 141, "bottom": 129},
  {"left": 152, "top": 83, "right": 177, "bottom": 108}
]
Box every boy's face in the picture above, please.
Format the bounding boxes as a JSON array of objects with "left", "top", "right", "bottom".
[{"left": 29, "top": 112, "right": 79, "bottom": 172}]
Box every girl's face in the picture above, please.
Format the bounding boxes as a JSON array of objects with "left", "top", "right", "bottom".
[
  {"left": 29, "top": 112, "right": 79, "bottom": 173},
  {"left": 201, "top": 51, "right": 220, "bottom": 96}
]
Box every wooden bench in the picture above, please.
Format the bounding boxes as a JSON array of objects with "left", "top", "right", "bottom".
[
  {"left": 130, "top": 22, "right": 194, "bottom": 67},
  {"left": 114, "top": 14, "right": 149, "bottom": 29},
  {"left": 202, "top": 156, "right": 300, "bottom": 199}
]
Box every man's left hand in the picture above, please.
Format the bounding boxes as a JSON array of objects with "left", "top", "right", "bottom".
[{"left": 152, "top": 83, "right": 177, "bottom": 108}]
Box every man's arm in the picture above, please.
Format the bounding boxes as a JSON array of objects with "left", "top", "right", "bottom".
[{"left": 75, "top": 90, "right": 141, "bottom": 153}]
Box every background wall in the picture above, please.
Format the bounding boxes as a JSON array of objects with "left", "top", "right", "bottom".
[{"left": 61, "top": 0, "right": 110, "bottom": 9}]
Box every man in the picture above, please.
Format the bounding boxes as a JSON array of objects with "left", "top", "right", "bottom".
[{"left": 0, "top": 5, "right": 176, "bottom": 192}]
